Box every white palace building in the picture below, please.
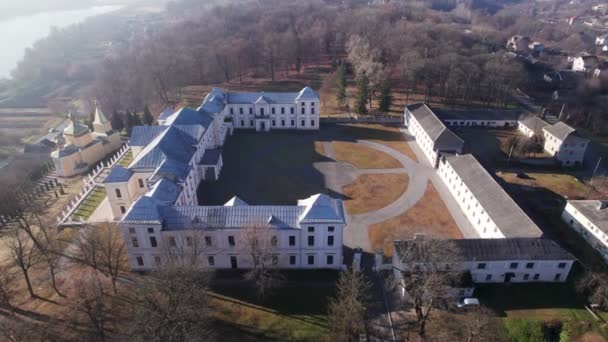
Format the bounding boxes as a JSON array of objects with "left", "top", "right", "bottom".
[{"left": 102, "top": 87, "right": 347, "bottom": 271}]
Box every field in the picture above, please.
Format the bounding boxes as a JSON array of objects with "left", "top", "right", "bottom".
[
  {"left": 368, "top": 182, "right": 462, "bottom": 255},
  {"left": 0, "top": 108, "right": 61, "bottom": 159},
  {"left": 343, "top": 173, "right": 408, "bottom": 215}
]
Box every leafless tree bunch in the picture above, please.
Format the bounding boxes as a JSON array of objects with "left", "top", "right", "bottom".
[
  {"left": 73, "top": 223, "right": 127, "bottom": 294},
  {"left": 577, "top": 272, "right": 608, "bottom": 311},
  {"left": 126, "top": 263, "right": 214, "bottom": 342},
  {"left": 5, "top": 227, "right": 43, "bottom": 298},
  {"left": 70, "top": 274, "right": 116, "bottom": 342},
  {"left": 394, "top": 237, "right": 462, "bottom": 336},
  {"left": 237, "top": 222, "right": 283, "bottom": 300},
  {"left": 161, "top": 230, "right": 206, "bottom": 269},
  {"left": 326, "top": 267, "right": 372, "bottom": 342}
]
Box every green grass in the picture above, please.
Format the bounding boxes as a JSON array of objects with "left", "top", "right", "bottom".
[
  {"left": 71, "top": 186, "right": 106, "bottom": 221},
  {"left": 477, "top": 283, "right": 608, "bottom": 339},
  {"left": 117, "top": 149, "right": 133, "bottom": 167},
  {"left": 210, "top": 278, "right": 336, "bottom": 341}
]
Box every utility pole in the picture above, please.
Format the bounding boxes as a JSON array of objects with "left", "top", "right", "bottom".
[{"left": 590, "top": 157, "right": 602, "bottom": 186}]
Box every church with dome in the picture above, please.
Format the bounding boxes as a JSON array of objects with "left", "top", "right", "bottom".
[{"left": 51, "top": 105, "right": 122, "bottom": 177}]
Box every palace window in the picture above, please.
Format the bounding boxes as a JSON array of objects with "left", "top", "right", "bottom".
[
  {"left": 150, "top": 236, "right": 157, "bottom": 247},
  {"left": 230, "top": 107, "right": 234, "bottom": 115},
  {"left": 131, "top": 237, "right": 139, "bottom": 248},
  {"left": 290, "top": 255, "right": 296, "bottom": 265},
  {"left": 311, "top": 120, "right": 315, "bottom": 126},
  {"left": 136, "top": 256, "right": 144, "bottom": 266},
  {"left": 326, "top": 255, "right": 334, "bottom": 265},
  {"left": 526, "top": 262, "right": 534, "bottom": 269},
  {"left": 271, "top": 236, "right": 278, "bottom": 247},
  {"left": 290, "top": 107, "right": 294, "bottom": 115},
  {"left": 205, "top": 236, "right": 212, "bottom": 246},
  {"left": 308, "top": 227, "right": 315, "bottom": 232},
  {"left": 138, "top": 179, "right": 144, "bottom": 188},
  {"left": 281, "top": 107, "right": 285, "bottom": 114},
  {"left": 249, "top": 108, "right": 253, "bottom": 115},
  {"left": 272, "top": 255, "right": 278, "bottom": 265},
  {"left": 509, "top": 262, "right": 518, "bottom": 269},
  {"left": 289, "top": 236, "right": 296, "bottom": 246},
  {"left": 328, "top": 226, "right": 335, "bottom": 232},
  {"left": 311, "top": 108, "right": 315, "bottom": 115},
  {"left": 477, "top": 263, "right": 486, "bottom": 269},
  {"left": 168, "top": 237, "right": 176, "bottom": 247},
  {"left": 120, "top": 206, "right": 126, "bottom": 214},
  {"left": 307, "top": 255, "right": 315, "bottom": 265},
  {"left": 308, "top": 236, "right": 315, "bottom": 246},
  {"left": 115, "top": 189, "right": 122, "bottom": 198},
  {"left": 208, "top": 256, "right": 215, "bottom": 266},
  {"left": 228, "top": 236, "right": 235, "bottom": 247},
  {"left": 271, "top": 107, "right": 275, "bottom": 115},
  {"left": 239, "top": 107, "right": 243, "bottom": 115},
  {"left": 301, "top": 107, "right": 305, "bottom": 115},
  {"left": 327, "top": 236, "right": 334, "bottom": 246},
  {"left": 558, "top": 262, "right": 567, "bottom": 269},
  {"left": 147, "top": 227, "right": 154, "bottom": 233}
]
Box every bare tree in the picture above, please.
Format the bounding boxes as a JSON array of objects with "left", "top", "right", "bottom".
[
  {"left": 161, "top": 230, "right": 207, "bottom": 268},
  {"left": 6, "top": 228, "right": 42, "bottom": 298},
  {"left": 393, "top": 237, "right": 462, "bottom": 336},
  {"left": 126, "top": 263, "right": 214, "bottom": 342},
  {"left": 237, "top": 222, "right": 283, "bottom": 299},
  {"left": 577, "top": 272, "right": 608, "bottom": 310},
  {"left": 463, "top": 306, "right": 504, "bottom": 342},
  {"left": 70, "top": 275, "right": 115, "bottom": 342},
  {"left": 327, "top": 267, "right": 371, "bottom": 341},
  {"left": 0, "top": 269, "right": 15, "bottom": 309},
  {"left": 74, "top": 224, "right": 127, "bottom": 294}
]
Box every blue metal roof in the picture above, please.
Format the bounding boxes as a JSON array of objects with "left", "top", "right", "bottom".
[
  {"left": 122, "top": 196, "right": 164, "bottom": 223},
  {"left": 129, "top": 126, "right": 197, "bottom": 170},
  {"left": 165, "top": 108, "right": 214, "bottom": 129},
  {"left": 148, "top": 178, "right": 182, "bottom": 204},
  {"left": 129, "top": 126, "right": 167, "bottom": 147},
  {"left": 158, "top": 107, "right": 175, "bottom": 120},
  {"left": 295, "top": 86, "right": 319, "bottom": 101},
  {"left": 103, "top": 166, "right": 133, "bottom": 183}
]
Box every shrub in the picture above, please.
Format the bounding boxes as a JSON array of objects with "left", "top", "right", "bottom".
[{"left": 504, "top": 318, "right": 546, "bottom": 342}]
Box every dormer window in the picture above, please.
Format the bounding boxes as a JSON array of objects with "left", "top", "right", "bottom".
[{"left": 138, "top": 179, "right": 144, "bottom": 188}]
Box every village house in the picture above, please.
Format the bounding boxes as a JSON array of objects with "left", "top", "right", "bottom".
[
  {"left": 392, "top": 237, "right": 575, "bottom": 284},
  {"left": 562, "top": 200, "right": 608, "bottom": 261},
  {"left": 404, "top": 103, "right": 464, "bottom": 167},
  {"left": 572, "top": 55, "right": 600, "bottom": 73},
  {"left": 103, "top": 87, "right": 333, "bottom": 271},
  {"left": 506, "top": 35, "right": 531, "bottom": 54},
  {"left": 518, "top": 114, "right": 550, "bottom": 138},
  {"left": 597, "top": 33, "right": 608, "bottom": 46},
  {"left": 51, "top": 106, "right": 122, "bottom": 177},
  {"left": 437, "top": 154, "right": 543, "bottom": 239},
  {"left": 543, "top": 121, "right": 589, "bottom": 166}
]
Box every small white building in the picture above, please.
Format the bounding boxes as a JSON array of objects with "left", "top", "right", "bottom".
[
  {"left": 404, "top": 103, "right": 464, "bottom": 167},
  {"left": 542, "top": 122, "right": 589, "bottom": 166},
  {"left": 562, "top": 200, "right": 608, "bottom": 261},
  {"left": 120, "top": 192, "right": 346, "bottom": 271},
  {"left": 518, "top": 115, "right": 550, "bottom": 138},
  {"left": 392, "top": 237, "right": 575, "bottom": 284},
  {"left": 437, "top": 154, "right": 543, "bottom": 239},
  {"left": 597, "top": 34, "right": 608, "bottom": 46}
]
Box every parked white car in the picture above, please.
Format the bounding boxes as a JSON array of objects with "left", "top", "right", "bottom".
[{"left": 456, "top": 297, "right": 480, "bottom": 308}]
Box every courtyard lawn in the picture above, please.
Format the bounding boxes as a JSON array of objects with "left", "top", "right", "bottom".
[
  {"left": 71, "top": 186, "right": 106, "bottom": 221},
  {"left": 497, "top": 171, "right": 596, "bottom": 199},
  {"left": 117, "top": 149, "right": 133, "bottom": 167},
  {"left": 342, "top": 173, "right": 408, "bottom": 215},
  {"left": 369, "top": 182, "right": 462, "bottom": 255},
  {"left": 332, "top": 141, "right": 402, "bottom": 169},
  {"left": 335, "top": 124, "right": 418, "bottom": 161}
]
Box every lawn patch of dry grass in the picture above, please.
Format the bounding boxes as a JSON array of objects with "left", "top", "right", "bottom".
[
  {"left": 369, "top": 182, "right": 462, "bottom": 255},
  {"left": 333, "top": 141, "right": 401, "bottom": 169},
  {"left": 497, "top": 172, "right": 595, "bottom": 199},
  {"left": 343, "top": 173, "right": 408, "bottom": 215},
  {"left": 336, "top": 124, "right": 418, "bottom": 162},
  {"left": 314, "top": 141, "right": 326, "bottom": 157}
]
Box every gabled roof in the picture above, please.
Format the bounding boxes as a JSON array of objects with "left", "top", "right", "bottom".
[
  {"left": 443, "top": 154, "right": 543, "bottom": 238},
  {"left": 433, "top": 108, "right": 522, "bottom": 122},
  {"left": 224, "top": 196, "right": 248, "bottom": 206},
  {"left": 165, "top": 107, "right": 214, "bottom": 129},
  {"left": 147, "top": 178, "right": 182, "bottom": 205},
  {"left": 295, "top": 86, "right": 319, "bottom": 101},
  {"left": 568, "top": 200, "right": 608, "bottom": 234},
  {"left": 122, "top": 196, "right": 164, "bottom": 223},
  {"left": 543, "top": 121, "right": 576, "bottom": 141},
  {"left": 255, "top": 95, "right": 270, "bottom": 104},
  {"left": 51, "top": 144, "right": 81, "bottom": 158},
  {"left": 298, "top": 193, "right": 346, "bottom": 224},
  {"left": 519, "top": 115, "right": 550, "bottom": 133},
  {"left": 406, "top": 104, "right": 464, "bottom": 149},
  {"left": 103, "top": 166, "right": 133, "bottom": 184},
  {"left": 129, "top": 126, "right": 167, "bottom": 147},
  {"left": 158, "top": 107, "right": 175, "bottom": 120},
  {"left": 129, "top": 126, "right": 197, "bottom": 170},
  {"left": 394, "top": 238, "right": 574, "bottom": 262}
]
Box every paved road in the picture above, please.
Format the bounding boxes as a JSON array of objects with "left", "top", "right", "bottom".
[{"left": 36, "top": 118, "right": 70, "bottom": 143}]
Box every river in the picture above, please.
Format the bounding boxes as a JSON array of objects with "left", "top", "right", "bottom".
[{"left": 0, "top": 5, "right": 122, "bottom": 78}]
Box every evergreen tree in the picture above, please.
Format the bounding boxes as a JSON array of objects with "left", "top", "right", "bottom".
[
  {"left": 335, "top": 64, "right": 346, "bottom": 107},
  {"left": 111, "top": 110, "right": 125, "bottom": 133},
  {"left": 143, "top": 105, "right": 154, "bottom": 125},
  {"left": 378, "top": 79, "right": 392, "bottom": 112},
  {"left": 125, "top": 110, "right": 134, "bottom": 136},
  {"left": 132, "top": 111, "right": 143, "bottom": 127},
  {"left": 355, "top": 74, "right": 369, "bottom": 115}
]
